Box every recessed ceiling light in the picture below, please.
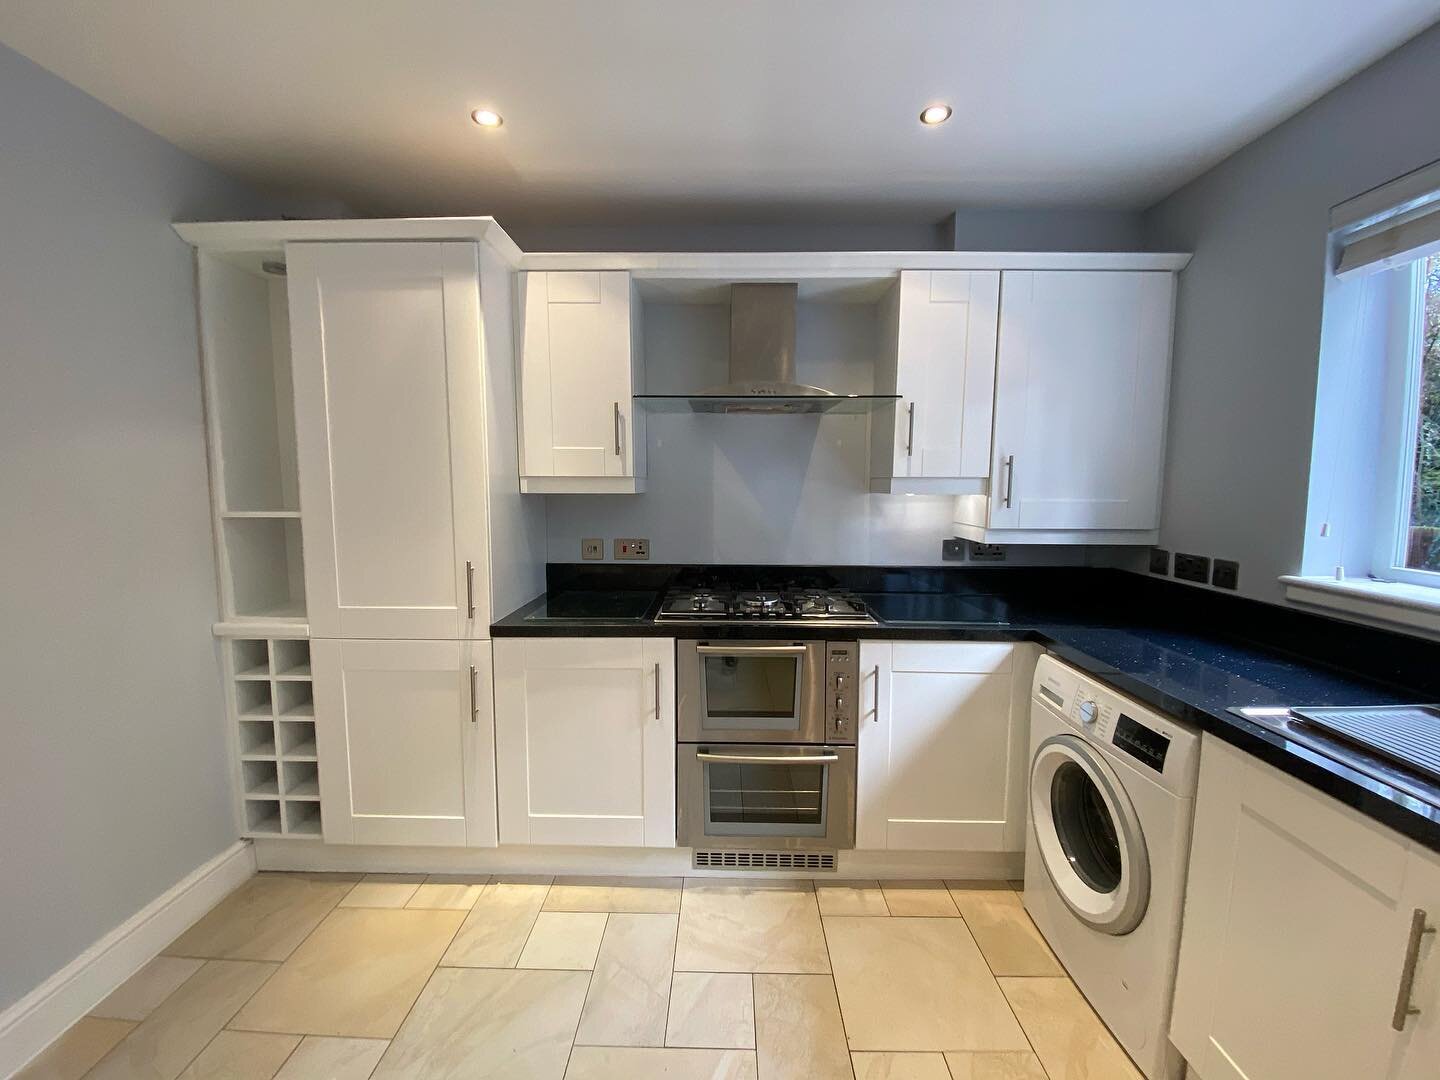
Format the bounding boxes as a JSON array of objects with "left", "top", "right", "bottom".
[
  {"left": 919, "top": 104, "right": 952, "bottom": 126},
  {"left": 471, "top": 108, "right": 503, "bottom": 128}
]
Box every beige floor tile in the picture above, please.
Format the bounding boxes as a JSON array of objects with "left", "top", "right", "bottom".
[
  {"left": 339, "top": 874, "right": 426, "bottom": 909},
  {"left": 879, "top": 881, "right": 959, "bottom": 917},
  {"left": 14, "top": 1017, "right": 136, "bottom": 1080},
  {"left": 999, "top": 977, "right": 1144, "bottom": 1080},
  {"left": 752, "top": 974, "right": 851, "bottom": 1080},
  {"left": 943, "top": 1051, "right": 1050, "bottom": 1080},
  {"left": 274, "top": 1037, "right": 389, "bottom": 1080},
  {"left": 372, "top": 967, "right": 588, "bottom": 1079},
  {"left": 166, "top": 874, "right": 358, "bottom": 962},
  {"left": 945, "top": 882, "right": 1062, "bottom": 977},
  {"left": 441, "top": 877, "right": 550, "bottom": 968},
  {"left": 177, "top": 1030, "right": 300, "bottom": 1079},
  {"left": 91, "top": 956, "right": 205, "bottom": 1021},
  {"left": 825, "top": 917, "right": 1028, "bottom": 1052},
  {"left": 815, "top": 880, "right": 889, "bottom": 917},
  {"left": 518, "top": 911, "right": 609, "bottom": 970},
  {"left": 674, "top": 881, "right": 829, "bottom": 974},
  {"left": 564, "top": 1046, "right": 758, "bottom": 1079},
  {"left": 89, "top": 960, "right": 278, "bottom": 1080},
  {"left": 666, "top": 973, "right": 754, "bottom": 1049},
  {"left": 544, "top": 876, "right": 683, "bottom": 913},
  {"left": 575, "top": 913, "right": 678, "bottom": 1047},
  {"left": 230, "top": 908, "right": 464, "bottom": 1039},
  {"left": 852, "top": 1051, "right": 953, "bottom": 1079},
  {"left": 406, "top": 876, "right": 489, "bottom": 910}
]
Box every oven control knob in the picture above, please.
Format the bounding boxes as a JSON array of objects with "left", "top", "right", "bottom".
[
  {"left": 1078, "top": 700, "right": 1099, "bottom": 727},
  {"left": 833, "top": 715, "right": 847, "bottom": 734}
]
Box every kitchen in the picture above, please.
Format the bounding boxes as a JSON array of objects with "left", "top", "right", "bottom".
[{"left": 3, "top": 4, "right": 1440, "bottom": 1080}]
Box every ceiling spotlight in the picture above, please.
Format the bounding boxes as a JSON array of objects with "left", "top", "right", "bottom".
[
  {"left": 919, "top": 104, "right": 952, "bottom": 126},
  {"left": 471, "top": 108, "right": 503, "bottom": 128}
]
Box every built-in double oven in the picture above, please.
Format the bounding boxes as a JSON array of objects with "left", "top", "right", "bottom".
[{"left": 677, "top": 640, "right": 859, "bottom": 851}]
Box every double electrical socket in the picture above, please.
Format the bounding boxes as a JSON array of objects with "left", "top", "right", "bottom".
[
  {"left": 580, "top": 537, "right": 650, "bottom": 561},
  {"left": 1151, "top": 547, "right": 1239, "bottom": 590}
]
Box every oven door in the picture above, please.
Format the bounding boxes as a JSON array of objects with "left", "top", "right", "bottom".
[
  {"left": 677, "top": 641, "right": 825, "bottom": 743},
  {"left": 677, "top": 744, "right": 857, "bottom": 851}
]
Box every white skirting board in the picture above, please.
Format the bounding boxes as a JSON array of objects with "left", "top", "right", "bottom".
[
  {"left": 0, "top": 841, "right": 256, "bottom": 1079},
  {"left": 252, "top": 839, "right": 1024, "bottom": 882}
]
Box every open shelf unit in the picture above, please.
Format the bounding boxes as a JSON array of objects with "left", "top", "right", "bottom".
[{"left": 224, "top": 637, "right": 322, "bottom": 840}]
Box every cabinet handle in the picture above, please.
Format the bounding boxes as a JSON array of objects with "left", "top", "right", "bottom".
[
  {"left": 469, "top": 665, "right": 478, "bottom": 724},
  {"left": 653, "top": 662, "right": 661, "bottom": 720},
  {"left": 1003, "top": 454, "right": 1016, "bottom": 509},
  {"left": 905, "top": 402, "right": 916, "bottom": 458},
  {"left": 1392, "top": 908, "right": 1436, "bottom": 1031},
  {"left": 871, "top": 664, "right": 880, "bottom": 723},
  {"left": 465, "top": 561, "right": 476, "bottom": 619},
  {"left": 613, "top": 401, "right": 622, "bottom": 457}
]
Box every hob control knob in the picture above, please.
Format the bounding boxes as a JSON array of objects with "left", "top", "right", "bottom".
[{"left": 1078, "top": 700, "right": 1099, "bottom": 727}]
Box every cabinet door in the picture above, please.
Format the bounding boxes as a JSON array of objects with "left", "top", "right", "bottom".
[
  {"left": 314, "top": 639, "right": 496, "bottom": 847},
  {"left": 1396, "top": 848, "right": 1440, "bottom": 1080},
  {"left": 494, "top": 637, "right": 674, "bottom": 847},
  {"left": 988, "top": 270, "right": 1172, "bottom": 531},
  {"left": 289, "top": 242, "right": 489, "bottom": 639},
  {"left": 519, "top": 271, "right": 637, "bottom": 480},
  {"left": 857, "top": 642, "right": 1019, "bottom": 851},
  {"left": 1170, "top": 737, "right": 1419, "bottom": 1080},
  {"left": 892, "top": 270, "right": 1000, "bottom": 482}
]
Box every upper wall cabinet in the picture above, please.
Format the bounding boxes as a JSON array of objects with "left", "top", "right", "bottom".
[
  {"left": 518, "top": 270, "right": 645, "bottom": 494},
  {"left": 954, "top": 270, "right": 1175, "bottom": 544},
  {"left": 288, "top": 241, "right": 491, "bottom": 638},
  {"left": 871, "top": 270, "right": 1000, "bottom": 494}
]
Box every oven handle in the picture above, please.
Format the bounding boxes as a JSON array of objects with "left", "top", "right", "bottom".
[
  {"left": 695, "top": 750, "right": 840, "bottom": 765},
  {"left": 694, "top": 644, "right": 808, "bottom": 656}
]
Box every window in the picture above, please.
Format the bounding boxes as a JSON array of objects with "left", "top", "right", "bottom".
[{"left": 1393, "top": 254, "right": 1440, "bottom": 581}]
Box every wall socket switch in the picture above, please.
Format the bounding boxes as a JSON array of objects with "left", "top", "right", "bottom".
[
  {"left": 1149, "top": 548, "right": 1171, "bottom": 575},
  {"left": 1174, "top": 552, "right": 1210, "bottom": 584},
  {"left": 614, "top": 538, "right": 649, "bottom": 560},
  {"left": 941, "top": 538, "right": 966, "bottom": 561},
  {"left": 580, "top": 538, "right": 604, "bottom": 561},
  {"left": 1212, "top": 559, "right": 1240, "bottom": 590}
]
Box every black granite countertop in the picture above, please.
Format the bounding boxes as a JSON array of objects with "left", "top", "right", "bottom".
[{"left": 493, "top": 565, "right": 1440, "bottom": 852}]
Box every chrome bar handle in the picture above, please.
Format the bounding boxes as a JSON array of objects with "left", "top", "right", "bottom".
[
  {"left": 613, "top": 401, "right": 622, "bottom": 457},
  {"left": 871, "top": 664, "right": 881, "bottom": 723},
  {"left": 465, "top": 560, "right": 476, "bottom": 619},
  {"left": 468, "top": 665, "right": 478, "bottom": 724},
  {"left": 695, "top": 644, "right": 808, "bottom": 656},
  {"left": 653, "top": 662, "right": 661, "bottom": 721},
  {"left": 905, "top": 402, "right": 916, "bottom": 458},
  {"left": 1003, "top": 454, "right": 1016, "bottom": 509},
  {"left": 1392, "top": 908, "right": 1435, "bottom": 1031},
  {"left": 696, "top": 750, "right": 840, "bottom": 765}
]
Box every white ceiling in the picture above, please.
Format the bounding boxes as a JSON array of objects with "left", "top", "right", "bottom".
[{"left": 2, "top": 1, "right": 1437, "bottom": 224}]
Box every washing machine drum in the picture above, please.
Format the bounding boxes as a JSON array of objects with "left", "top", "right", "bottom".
[{"left": 1030, "top": 733, "right": 1151, "bottom": 936}]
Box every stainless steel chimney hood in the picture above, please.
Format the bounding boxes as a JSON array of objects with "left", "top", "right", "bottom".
[{"left": 634, "top": 282, "right": 900, "bottom": 415}]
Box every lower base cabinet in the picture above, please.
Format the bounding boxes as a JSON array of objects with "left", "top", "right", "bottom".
[
  {"left": 313, "top": 638, "right": 497, "bottom": 847},
  {"left": 856, "top": 641, "right": 1034, "bottom": 852},
  {"left": 493, "top": 636, "right": 675, "bottom": 847},
  {"left": 1170, "top": 736, "right": 1440, "bottom": 1080}
]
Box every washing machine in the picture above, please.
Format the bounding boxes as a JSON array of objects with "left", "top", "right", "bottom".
[{"left": 1024, "top": 655, "right": 1200, "bottom": 1080}]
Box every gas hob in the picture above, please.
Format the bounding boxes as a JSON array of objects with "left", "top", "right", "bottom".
[{"left": 656, "top": 587, "right": 876, "bottom": 624}]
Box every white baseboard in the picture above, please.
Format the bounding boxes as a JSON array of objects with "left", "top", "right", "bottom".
[
  {"left": 252, "top": 838, "right": 1023, "bottom": 882},
  {"left": 0, "top": 841, "right": 256, "bottom": 1079}
]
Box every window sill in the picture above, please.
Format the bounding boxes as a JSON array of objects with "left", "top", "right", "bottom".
[{"left": 1279, "top": 574, "right": 1440, "bottom": 636}]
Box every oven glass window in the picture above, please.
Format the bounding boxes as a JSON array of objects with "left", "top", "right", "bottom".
[
  {"left": 702, "top": 654, "right": 800, "bottom": 730},
  {"left": 704, "top": 760, "right": 828, "bottom": 837}
]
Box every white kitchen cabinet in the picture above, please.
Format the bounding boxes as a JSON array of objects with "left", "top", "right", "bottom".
[
  {"left": 1170, "top": 736, "right": 1440, "bottom": 1080},
  {"left": 856, "top": 641, "right": 1033, "bottom": 852},
  {"left": 871, "top": 270, "right": 1000, "bottom": 494},
  {"left": 288, "top": 241, "right": 490, "bottom": 638},
  {"left": 954, "top": 270, "right": 1174, "bottom": 544},
  {"left": 518, "top": 270, "right": 645, "bottom": 493},
  {"left": 493, "top": 637, "right": 674, "bottom": 846},
  {"left": 312, "top": 638, "right": 496, "bottom": 847}
]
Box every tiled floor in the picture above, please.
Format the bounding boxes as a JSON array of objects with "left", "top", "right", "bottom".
[{"left": 19, "top": 873, "right": 1143, "bottom": 1080}]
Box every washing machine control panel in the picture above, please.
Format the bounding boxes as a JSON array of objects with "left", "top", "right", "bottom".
[{"left": 1113, "top": 713, "right": 1171, "bottom": 772}]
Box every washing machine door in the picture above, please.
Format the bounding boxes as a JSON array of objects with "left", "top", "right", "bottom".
[{"left": 1030, "top": 733, "right": 1150, "bottom": 936}]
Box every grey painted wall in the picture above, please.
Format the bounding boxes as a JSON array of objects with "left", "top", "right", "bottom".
[
  {"left": 1142, "top": 22, "right": 1440, "bottom": 605},
  {"left": 507, "top": 219, "right": 952, "bottom": 252},
  {"left": 948, "top": 207, "right": 1144, "bottom": 252},
  {"left": 0, "top": 46, "right": 280, "bottom": 1011}
]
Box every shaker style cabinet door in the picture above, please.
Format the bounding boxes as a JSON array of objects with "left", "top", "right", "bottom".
[
  {"left": 856, "top": 642, "right": 1021, "bottom": 851},
  {"left": 313, "top": 639, "right": 496, "bottom": 847},
  {"left": 493, "top": 637, "right": 674, "bottom": 847},
  {"left": 517, "top": 270, "right": 644, "bottom": 492},
  {"left": 1170, "top": 736, "right": 1429, "bottom": 1080},
  {"left": 288, "top": 241, "right": 489, "bottom": 639},
  {"left": 985, "top": 270, "right": 1173, "bottom": 533}
]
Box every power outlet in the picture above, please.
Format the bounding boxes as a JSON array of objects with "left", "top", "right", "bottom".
[
  {"left": 941, "top": 538, "right": 966, "bottom": 561},
  {"left": 1149, "top": 548, "right": 1171, "bottom": 575},
  {"left": 968, "top": 541, "right": 1007, "bottom": 562},
  {"left": 580, "top": 538, "right": 604, "bottom": 561},
  {"left": 614, "top": 537, "right": 650, "bottom": 560},
  {"left": 1212, "top": 559, "right": 1240, "bottom": 590},
  {"left": 1174, "top": 552, "right": 1210, "bottom": 584}
]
